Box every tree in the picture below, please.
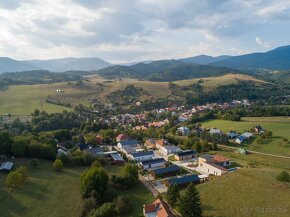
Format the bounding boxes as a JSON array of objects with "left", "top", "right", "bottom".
[
  {"left": 6, "top": 166, "right": 28, "bottom": 189},
  {"left": 179, "top": 183, "right": 202, "bottom": 217},
  {"left": 276, "top": 171, "right": 290, "bottom": 182},
  {"left": 113, "top": 195, "right": 130, "bottom": 215},
  {"left": 0, "top": 131, "right": 12, "bottom": 155},
  {"left": 166, "top": 184, "right": 180, "bottom": 207},
  {"left": 88, "top": 202, "right": 115, "bottom": 217},
  {"left": 121, "top": 163, "right": 138, "bottom": 181},
  {"left": 81, "top": 167, "right": 109, "bottom": 199},
  {"left": 53, "top": 159, "right": 64, "bottom": 172}
]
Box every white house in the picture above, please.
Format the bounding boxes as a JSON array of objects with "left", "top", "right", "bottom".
[
  {"left": 196, "top": 154, "right": 229, "bottom": 176},
  {"left": 177, "top": 126, "right": 190, "bottom": 136},
  {"left": 209, "top": 128, "right": 222, "bottom": 135},
  {"left": 159, "top": 145, "right": 181, "bottom": 157},
  {"left": 128, "top": 151, "right": 155, "bottom": 162},
  {"left": 139, "top": 158, "right": 166, "bottom": 169}
]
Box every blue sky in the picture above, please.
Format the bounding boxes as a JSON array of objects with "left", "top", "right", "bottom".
[{"left": 0, "top": 0, "right": 290, "bottom": 63}]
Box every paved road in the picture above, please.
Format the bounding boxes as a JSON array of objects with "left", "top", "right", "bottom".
[{"left": 218, "top": 144, "right": 290, "bottom": 159}]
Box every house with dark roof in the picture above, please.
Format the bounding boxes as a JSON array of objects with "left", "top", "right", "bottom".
[
  {"left": 143, "top": 199, "right": 176, "bottom": 217},
  {"left": 174, "top": 150, "right": 197, "bottom": 161},
  {"left": 150, "top": 165, "right": 180, "bottom": 178},
  {"left": 117, "top": 140, "right": 140, "bottom": 149},
  {"left": 84, "top": 147, "right": 104, "bottom": 156},
  {"left": 78, "top": 143, "right": 90, "bottom": 151},
  {"left": 109, "top": 153, "right": 125, "bottom": 166},
  {"left": 165, "top": 174, "right": 200, "bottom": 187},
  {"left": 128, "top": 151, "right": 155, "bottom": 162},
  {"left": 139, "top": 158, "right": 166, "bottom": 170}
]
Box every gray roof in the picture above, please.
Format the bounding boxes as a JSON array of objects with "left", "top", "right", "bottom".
[
  {"left": 131, "top": 151, "right": 154, "bottom": 158},
  {"left": 119, "top": 140, "right": 139, "bottom": 147},
  {"left": 110, "top": 153, "right": 125, "bottom": 161},
  {"left": 0, "top": 162, "right": 13, "bottom": 171},
  {"left": 141, "top": 158, "right": 166, "bottom": 166}
]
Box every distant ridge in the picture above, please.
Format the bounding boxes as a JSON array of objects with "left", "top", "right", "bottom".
[{"left": 179, "top": 55, "right": 231, "bottom": 65}]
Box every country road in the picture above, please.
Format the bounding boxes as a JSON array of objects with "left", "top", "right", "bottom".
[{"left": 217, "top": 144, "right": 290, "bottom": 159}]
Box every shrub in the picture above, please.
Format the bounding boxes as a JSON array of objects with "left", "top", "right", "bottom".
[
  {"left": 88, "top": 202, "right": 115, "bottom": 217},
  {"left": 113, "top": 195, "right": 130, "bottom": 215},
  {"left": 277, "top": 171, "right": 290, "bottom": 183},
  {"left": 53, "top": 159, "right": 64, "bottom": 172},
  {"left": 6, "top": 166, "right": 29, "bottom": 189}
]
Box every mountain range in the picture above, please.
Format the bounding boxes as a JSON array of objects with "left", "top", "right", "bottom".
[{"left": 0, "top": 45, "right": 290, "bottom": 76}]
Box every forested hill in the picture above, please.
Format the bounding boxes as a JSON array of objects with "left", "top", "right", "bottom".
[{"left": 96, "top": 60, "right": 240, "bottom": 81}]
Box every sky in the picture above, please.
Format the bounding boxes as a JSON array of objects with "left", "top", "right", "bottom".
[{"left": 0, "top": 0, "right": 290, "bottom": 63}]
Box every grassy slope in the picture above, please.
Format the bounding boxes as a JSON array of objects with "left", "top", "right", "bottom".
[
  {"left": 198, "top": 147, "right": 290, "bottom": 217},
  {"left": 0, "top": 160, "right": 153, "bottom": 217},
  {"left": 0, "top": 74, "right": 267, "bottom": 115},
  {"left": 202, "top": 117, "right": 290, "bottom": 156}
]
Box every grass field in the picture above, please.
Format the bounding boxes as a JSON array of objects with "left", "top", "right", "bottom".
[
  {"left": 202, "top": 117, "right": 290, "bottom": 156},
  {"left": 0, "top": 160, "right": 153, "bottom": 217},
  {"left": 0, "top": 73, "right": 266, "bottom": 115},
  {"left": 196, "top": 147, "right": 290, "bottom": 217}
]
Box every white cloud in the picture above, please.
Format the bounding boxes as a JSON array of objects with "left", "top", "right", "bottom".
[
  {"left": 0, "top": 0, "right": 289, "bottom": 62},
  {"left": 256, "top": 37, "right": 271, "bottom": 48}
]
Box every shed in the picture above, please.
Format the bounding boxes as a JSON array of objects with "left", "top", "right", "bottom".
[
  {"left": 0, "top": 162, "right": 14, "bottom": 171},
  {"left": 150, "top": 165, "right": 180, "bottom": 178}
]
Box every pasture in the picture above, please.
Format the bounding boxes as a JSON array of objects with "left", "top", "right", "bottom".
[
  {"left": 0, "top": 160, "right": 153, "bottom": 217},
  {"left": 0, "top": 73, "right": 266, "bottom": 115},
  {"left": 202, "top": 117, "right": 290, "bottom": 156}
]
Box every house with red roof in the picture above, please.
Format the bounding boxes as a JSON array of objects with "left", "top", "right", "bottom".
[
  {"left": 116, "top": 134, "right": 128, "bottom": 142},
  {"left": 197, "top": 154, "right": 229, "bottom": 176},
  {"left": 143, "top": 199, "right": 176, "bottom": 217}
]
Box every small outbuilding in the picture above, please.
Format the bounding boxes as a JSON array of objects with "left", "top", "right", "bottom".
[
  {"left": 0, "top": 162, "right": 14, "bottom": 172},
  {"left": 150, "top": 165, "right": 180, "bottom": 178}
]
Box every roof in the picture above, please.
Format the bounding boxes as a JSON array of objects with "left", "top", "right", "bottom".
[
  {"left": 200, "top": 154, "right": 214, "bottom": 160},
  {"left": 118, "top": 140, "right": 139, "bottom": 147},
  {"left": 209, "top": 128, "right": 222, "bottom": 134},
  {"left": 236, "top": 135, "right": 246, "bottom": 142},
  {"left": 162, "top": 145, "right": 181, "bottom": 151},
  {"left": 176, "top": 150, "right": 197, "bottom": 157},
  {"left": 131, "top": 151, "right": 154, "bottom": 158},
  {"left": 141, "top": 158, "right": 166, "bottom": 166},
  {"left": 122, "top": 145, "right": 136, "bottom": 154},
  {"left": 241, "top": 132, "right": 253, "bottom": 138},
  {"left": 78, "top": 143, "right": 89, "bottom": 150},
  {"left": 156, "top": 139, "right": 167, "bottom": 146},
  {"left": 84, "top": 147, "right": 103, "bottom": 155},
  {"left": 207, "top": 162, "right": 228, "bottom": 171},
  {"left": 110, "top": 153, "right": 125, "bottom": 161},
  {"left": 177, "top": 126, "right": 189, "bottom": 131},
  {"left": 143, "top": 199, "right": 175, "bottom": 217},
  {"left": 213, "top": 155, "right": 230, "bottom": 163},
  {"left": 0, "top": 162, "right": 13, "bottom": 171},
  {"left": 116, "top": 134, "right": 128, "bottom": 140},
  {"left": 151, "top": 165, "right": 180, "bottom": 175},
  {"left": 167, "top": 174, "right": 200, "bottom": 185}
]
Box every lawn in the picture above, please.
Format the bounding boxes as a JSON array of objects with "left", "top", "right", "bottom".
[
  {"left": 202, "top": 118, "right": 290, "bottom": 156},
  {"left": 198, "top": 167, "right": 290, "bottom": 217},
  {"left": 197, "top": 147, "right": 290, "bottom": 217},
  {"left": 0, "top": 160, "right": 153, "bottom": 217}
]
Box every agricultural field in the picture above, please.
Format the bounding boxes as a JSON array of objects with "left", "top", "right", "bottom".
[
  {"left": 173, "top": 74, "right": 267, "bottom": 88},
  {"left": 0, "top": 160, "right": 153, "bottom": 217},
  {"left": 202, "top": 117, "right": 290, "bottom": 156},
  {"left": 197, "top": 147, "right": 290, "bottom": 217},
  {"left": 0, "top": 73, "right": 266, "bottom": 115}
]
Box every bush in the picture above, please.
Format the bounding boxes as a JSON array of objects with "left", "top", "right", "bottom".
[
  {"left": 53, "top": 159, "right": 64, "bottom": 172},
  {"left": 80, "top": 167, "right": 109, "bottom": 199},
  {"left": 277, "top": 171, "right": 290, "bottom": 182},
  {"left": 88, "top": 202, "right": 115, "bottom": 217},
  {"left": 113, "top": 195, "right": 130, "bottom": 215},
  {"left": 6, "top": 166, "right": 28, "bottom": 189},
  {"left": 81, "top": 197, "right": 97, "bottom": 217}
]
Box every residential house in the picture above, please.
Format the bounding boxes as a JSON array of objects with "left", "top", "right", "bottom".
[
  {"left": 116, "top": 134, "right": 129, "bottom": 142},
  {"left": 128, "top": 151, "right": 155, "bottom": 162},
  {"left": 78, "top": 143, "right": 90, "bottom": 151},
  {"left": 159, "top": 146, "right": 181, "bottom": 157},
  {"left": 117, "top": 140, "right": 141, "bottom": 149},
  {"left": 150, "top": 165, "right": 180, "bottom": 178},
  {"left": 139, "top": 158, "right": 166, "bottom": 169},
  {"left": 119, "top": 145, "right": 137, "bottom": 155},
  {"left": 235, "top": 132, "right": 253, "bottom": 144},
  {"left": 227, "top": 132, "right": 239, "bottom": 139},
  {"left": 155, "top": 139, "right": 168, "bottom": 148},
  {"left": 177, "top": 126, "right": 190, "bottom": 136},
  {"left": 197, "top": 154, "right": 228, "bottom": 176},
  {"left": 254, "top": 125, "right": 265, "bottom": 134},
  {"left": 109, "top": 153, "right": 125, "bottom": 166},
  {"left": 165, "top": 174, "right": 200, "bottom": 187},
  {"left": 143, "top": 199, "right": 175, "bottom": 217},
  {"left": 213, "top": 155, "right": 231, "bottom": 167},
  {"left": 84, "top": 147, "right": 104, "bottom": 156},
  {"left": 209, "top": 128, "right": 222, "bottom": 135},
  {"left": 174, "top": 150, "right": 197, "bottom": 161}
]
